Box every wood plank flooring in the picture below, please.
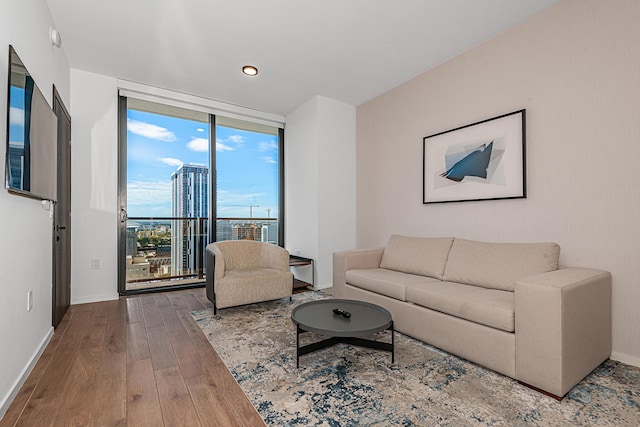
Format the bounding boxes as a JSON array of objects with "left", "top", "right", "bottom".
[{"left": 1, "top": 288, "right": 265, "bottom": 427}]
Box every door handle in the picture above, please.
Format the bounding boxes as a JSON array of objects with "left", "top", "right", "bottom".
[
  {"left": 120, "top": 208, "right": 127, "bottom": 223},
  {"left": 56, "top": 225, "right": 66, "bottom": 231}
]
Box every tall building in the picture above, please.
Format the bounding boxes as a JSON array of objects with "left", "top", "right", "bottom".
[
  {"left": 228, "top": 221, "right": 278, "bottom": 243},
  {"left": 171, "top": 164, "right": 209, "bottom": 277},
  {"left": 216, "top": 220, "right": 233, "bottom": 242},
  {"left": 261, "top": 222, "right": 278, "bottom": 244},
  {"left": 232, "top": 223, "right": 259, "bottom": 241}
]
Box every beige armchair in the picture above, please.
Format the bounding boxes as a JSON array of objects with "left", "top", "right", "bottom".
[{"left": 205, "top": 240, "right": 293, "bottom": 314}]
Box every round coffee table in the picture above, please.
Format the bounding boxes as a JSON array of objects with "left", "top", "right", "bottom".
[{"left": 291, "top": 299, "right": 394, "bottom": 367}]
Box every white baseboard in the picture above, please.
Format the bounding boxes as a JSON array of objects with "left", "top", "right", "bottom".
[
  {"left": 0, "top": 327, "right": 54, "bottom": 420},
  {"left": 610, "top": 351, "right": 640, "bottom": 368},
  {"left": 71, "top": 293, "right": 119, "bottom": 305}
]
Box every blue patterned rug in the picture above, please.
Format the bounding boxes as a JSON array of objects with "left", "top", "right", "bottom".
[{"left": 191, "top": 291, "right": 640, "bottom": 426}]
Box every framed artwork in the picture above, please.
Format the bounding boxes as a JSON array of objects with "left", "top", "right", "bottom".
[{"left": 422, "top": 109, "right": 526, "bottom": 204}]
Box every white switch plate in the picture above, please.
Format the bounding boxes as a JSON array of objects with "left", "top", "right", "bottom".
[
  {"left": 27, "top": 290, "right": 33, "bottom": 312},
  {"left": 91, "top": 258, "right": 102, "bottom": 270}
]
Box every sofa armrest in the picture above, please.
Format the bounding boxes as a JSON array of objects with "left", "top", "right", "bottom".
[
  {"left": 515, "top": 267, "right": 611, "bottom": 397},
  {"left": 333, "top": 248, "right": 384, "bottom": 298}
]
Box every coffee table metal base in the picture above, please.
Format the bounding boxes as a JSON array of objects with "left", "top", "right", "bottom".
[{"left": 296, "top": 322, "right": 394, "bottom": 368}]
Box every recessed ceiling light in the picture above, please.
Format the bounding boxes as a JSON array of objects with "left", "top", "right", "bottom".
[{"left": 242, "top": 65, "right": 258, "bottom": 76}]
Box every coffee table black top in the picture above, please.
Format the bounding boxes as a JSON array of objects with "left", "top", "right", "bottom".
[{"left": 291, "top": 299, "right": 392, "bottom": 338}]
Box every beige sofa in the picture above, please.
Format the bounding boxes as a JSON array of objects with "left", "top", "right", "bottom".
[
  {"left": 206, "top": 240, "right": 293, "bottom": 314},
  {"left": 333, "top": 235, "right": 611, "bottom": 398}
]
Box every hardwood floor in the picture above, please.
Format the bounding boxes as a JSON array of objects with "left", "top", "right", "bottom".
[{"left": 1, "top": 288, "right": 265, "bottom": 427}]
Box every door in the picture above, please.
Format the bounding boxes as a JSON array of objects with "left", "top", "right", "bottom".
[
  {"left": 118, "top": 97, "right": 211, "bottom": 293},
  {"left": 52, "top": 86, "right": 71, "bottom": 328}
]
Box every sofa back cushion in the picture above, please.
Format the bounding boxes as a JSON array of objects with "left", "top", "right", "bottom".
[
  {"left": 379, "top": 235, "right": 454, "bottom": 279},
  {"left": 443, "top": 239, "right": 560, "bottom": 291}
]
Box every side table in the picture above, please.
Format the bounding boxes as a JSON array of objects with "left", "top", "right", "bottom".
[{"left": 289, "top": 254, "right": 315, "bottom": 292}]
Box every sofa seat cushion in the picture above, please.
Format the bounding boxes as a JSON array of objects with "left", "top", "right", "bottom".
[
  {"left": 406, "top": 281, "right": 515, "bottom": 332},
  {"left": 345, "top": 268, "right": 441, "bottom": 301},
  {"left": 443, "top": 239, "right": 560, "bottom": 291},
  {"left": 379, "top": 235, "right": 454, "bottom": 279}
]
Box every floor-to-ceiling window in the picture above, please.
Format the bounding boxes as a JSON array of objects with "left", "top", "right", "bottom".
[
  {"left": 118, "top": 97, "right": 283, "bottom": 294},
  {"left": 214, "top": 117, "right": 282, "bottom": 245}
]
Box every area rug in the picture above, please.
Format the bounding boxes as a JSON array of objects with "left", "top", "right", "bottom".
[{"left": 191, "top": 291, "right": 640, "bottom": 426}]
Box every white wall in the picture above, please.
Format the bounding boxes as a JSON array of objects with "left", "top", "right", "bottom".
[
  {"left": 0, "top": 0, "right": 70, "bottom": 417},
  {"left": 356, "top": 0, "right": 640, "bottom": 365},
  {"left": 316, "top": 97, "right": 357, "bottom": 286},
  {"left": 70, "top": 69, "right": 119, "bottom": 304},
  {"left": 286, "top": 96, "right": 356, "bottom": 287},
  {"left": 285, "top": 97, "right": 319, "bottom": 284}
]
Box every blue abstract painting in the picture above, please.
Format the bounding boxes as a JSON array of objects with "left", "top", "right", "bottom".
[{"left": 441, "top": 141, "right": 494, "bottom": 182}]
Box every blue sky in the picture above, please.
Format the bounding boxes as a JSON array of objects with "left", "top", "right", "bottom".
[
  {"left": 126, "top": 109, "right": 279, "bottom": 219},
  {"left": 8, "top": 86, "right": 25, "bottom": 146}
]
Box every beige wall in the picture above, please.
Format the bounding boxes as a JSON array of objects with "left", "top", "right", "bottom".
[{"left": 356, "top": 0, "right": 640, "bottom": 364}]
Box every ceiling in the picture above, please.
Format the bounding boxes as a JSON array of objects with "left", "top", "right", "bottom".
[{"left": 46, "top": 0, "right": 561, "bottom": 117}]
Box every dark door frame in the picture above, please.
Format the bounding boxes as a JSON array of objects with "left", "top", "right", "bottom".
[
  {"left": 52, "top": 85, "right": 71, "bottom": 328},
  {"left": 117, "top": 95, "right": 127, "bottom": 296}
]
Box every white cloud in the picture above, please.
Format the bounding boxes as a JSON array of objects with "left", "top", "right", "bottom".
[
  {"left": 9, "top": 107, "right": 24, "bottom": 126},
  {"left": 159, "top": 157, "right": 183, "bottom": 167},
  {"left": 127, "top": 119, "right": 176, "bottom": 142},
  {"left": 216, "top": 135, "right": 245, "bottom": 152},
  {"left": 9, "top": 140, "right": 24, "bottom": 148},
  {"left": 127, "top": 180, "right": 172, "bottom": 205},
  {"left": 228, "top": 135, "right": 245, "bottom": 144},
  {"left": 216, "top": 189, "right": 273, "bottom": 218},
  {"left": 262, "top": 156, "right": 277, "bottom": 164},
  {"left": 216, "top": 139, "right": 235, "bottom": 152},
  {"left": 187, "top": 137, "right": 208, "bottom": 152},
  {"left": 259, "top": 141, "right": 278, "bottom": 151},
  {"left": 217, "top": 189, "right": 265, "bottom": 205}
]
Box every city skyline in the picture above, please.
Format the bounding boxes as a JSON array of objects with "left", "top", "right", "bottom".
[{"left": 126, "top": 106, "right": 280, "bottom": 219}]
